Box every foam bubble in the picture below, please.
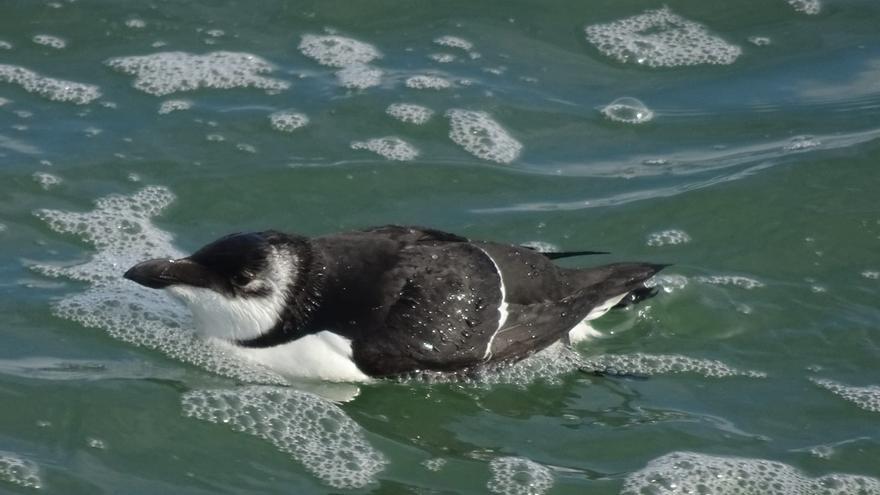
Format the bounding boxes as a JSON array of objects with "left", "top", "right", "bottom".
[
  {"left": 386, "top": 103, "right": 433, "bottom": 125},
  {"left": 125, "top": 18, "right": 146, "bottom": 29},
  {"left": 784, "top": 135, "right": 821, "bottom": 151},
  {"left": 446, "top": 109, "right": 522, "bottom": 164},
  {"left": 647, "top": 229, "right": 691, "bottom": 246},
  {"left": 236, "top": 143, "right": 257, "bottom": 154},
  {"left": 336, "top": 64, "right": 382, "bottom": 89},
  {"left": 422, "top": 458, "right": 447, "bottom": 472},
  {"left": 33, "top": 172, "right": 62, "bottom": 190},
  {"left": 429, "top": 53, "right": 456, "bottom": 63},
  {"left": 812, "top": 378, "right": 880, "bottom": 413},
  {"left": 0, "top": 64, "right": 101, "bottom": 104},
  {"left": 601, "top": 97, "right": 654, "bottom": 124},
  {"left": 158, "top": 99, "right": 192, "bottom": 114},
  {"left": 622, "top": 451, "right": 880, "bottom": 495},
  {"left": 33, "top": 186, "right": 287, "bottom": 385},
  {"left": 269, "top": 110, "right": 309, "bottom": 132},
  {"left": 434, "top": 35, "right": 473, "bottom": 52},
  {"left": 0, "top": 97, "right": 8, "bottom": 106},
  {"left": 181, "top": 386, "right": 387, "bottom": 488},
  {"left": 748, "top": 36, "right": 772, "bottom": 46},
  {"left": 0, "top": 452, "right": 41, "bottom": 489},
  {"left": 105, "top": 51, "right": 290, "bottom": 96},
  {"left": 695, "top": 275, "right": 764, "bottom": 289},
  {"left": 487, "top": 457, "right": 553, "bottom": 495},
  {"left": 583, "top": 353, "right": 766, "bottom": 378},
  {"left": 33, "top": 34, "right": 66, "bottom": 49},
  {"left": 0, "top": 40, "right": 11, "bottom": 50},
  {"left": 205, "top": 29, "right": 225, "bottom": 38},
  {"left": 585, "top": 8, "right": 741, "bottom": 67},
  {"left": 519, "top": 241, "right": 561, "bottom": 253},
  {"left": 87, "top": 437, "right": 108, "bottom": 449},
  {"left": 862, "top": 270, "right": 880, "bottom": 280},
  {"left": 788, "top": 0, "right": 821, "bottom": 15},
  {"left": 298, "top": 34, "right": 381, "bottom": 68},
  {"left": 405, "top": 75, "right": 452, "bottom": 89},
  {"left": 351, "top": 137, "right": 419, "bottom": 161}
]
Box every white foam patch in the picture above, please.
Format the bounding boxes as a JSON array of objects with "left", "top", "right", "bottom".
[
  {"left": 405, "top": 75, "right": 452, "bottom": 90},
  {"left": 583, "top": 353, "right": 767, "bottom": 378},
  {"left": 270, "top": 110, "right": 309, "bottom": 132},
  {"left": 695, "top": 275, "right": 764, "bottom": 289},
  {"left": 0, "top": 40, "right": 11, "bottom": 50},
  {"left": 422, "top": 458, "right": 447, "bottom": 472},
  {"left": 105, "top": 51, "right": 290, "bottom": 96},
  {"left": 434, "top": 35, "right": 473, "bottom": 52},
  {"left": 647, "top": 229, "right": 691, "bottom": 246},
  {"left": 0, "top": 64, "right": 101, "bottom": 104},
  {"left": 862, "top": 270, "right": 880, "bottom": 280},
  {"left": 487, "top": 457, "right": 554, "bottom": 495},
  {"left": 585, "top": 7, "right": 741, "bottom": 67},
  {"left": 749, "top": 36, "right": 772, "bottom": 46},
  {"left": 32, "top": 186, "right": 287, "bottom": 385},
  {"left": 33, "top": 34, "right": 66, "bottom": 49},
  {"left": 784, "top": 135, "right": 821, "bottom": 151},
  {"left": 429, "top": 53, "right": 456, "bottom": 63},
  {"left": 622, "top": 452, "right": 880, "bottom": 495},
  {"left": 386, "top": 103, "right": 433, "bottom": 125},
  {"left": 158, "top": 99, "right": 192, "bottom": 114},
  {"left": 0, "top": 452, "right": 41, "bottom": 489},
  {"left": 446, "top": 109, "right": 522, "bottom": 164},
  {"left": 519, "top": 241, "right": 561, "bottom": 252},
  {"left": 788, "top": 0, "right": 821, "bottom": 15},
  {"left": 645, "top": 274, "right": 689, "bottom": 293},
  {"left": 298, "top": 34, "right": 381, "bottom": 68},
  {"left": 125, "top": 18, "right": 146, "bottom": 29},
  {"left": 335, "top": 64, "right": 383, "bottom": 89},
  {"left": 601, "top": 97, "right": 654, "bottom": 124},
  {"left": 812, "top": 378, "right": 880, "bottom": 413},
  {"left": 351, "top": 136, "right": 419, "bottom": 161},
  {"left": 33, "top": 172, "right": 62, "bottom": 190},
  {"left": 181, "top": 386, "right": 386, "bottom": 488}
]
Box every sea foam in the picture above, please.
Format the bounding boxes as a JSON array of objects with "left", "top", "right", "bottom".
[
  {"left": 446, "top": 109, "right": 522, "bottom": 164},
  {"left": 0, "top": 64, "right": 101, "bottom": 104}
]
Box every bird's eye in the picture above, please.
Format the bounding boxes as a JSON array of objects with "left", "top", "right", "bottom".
[{"left": 232, "top": 272, "right": 253, "bottom": 287}]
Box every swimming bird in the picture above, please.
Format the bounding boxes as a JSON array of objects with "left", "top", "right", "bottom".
[{"left": 123, "top": 225, "right": 664, "bottom": 382}]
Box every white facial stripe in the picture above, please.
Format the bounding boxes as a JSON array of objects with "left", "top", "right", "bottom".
[
  {"left": 479, "top": 248, "right": 508, "bottom": 360},
  {"left": 167, "top": 247, "right": 297, "bottom": 341}
]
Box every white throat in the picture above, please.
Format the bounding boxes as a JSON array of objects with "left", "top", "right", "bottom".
[{"left": 166, "top": 249, "right": 296, "bottom": 341}]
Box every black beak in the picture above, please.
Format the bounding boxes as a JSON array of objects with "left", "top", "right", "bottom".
[{"left": 123, "top": 258, "right": 212, "bottom": 289}]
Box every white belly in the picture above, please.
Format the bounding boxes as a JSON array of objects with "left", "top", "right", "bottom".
[
  {"left": 219, "top": 331, "right": 371, "bottom": 383},
  {"left": 567, "top": 292, "right": 630, "bottom": 344}
]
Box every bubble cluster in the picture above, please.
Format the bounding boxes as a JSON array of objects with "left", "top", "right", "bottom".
[
  {"left": 585, "top": 8, "right": 741, "bottom": 67},
  {"left": 105, "top": 51, "right": 290, "bottom": 96},
  {"left": 0, "top": 40, "right": 11, "bottom": 50},
  {"left": 748, "top": 36, "right": 772, "bottom": 46},
  {"left": 405, "top": 75, "right": 452, "bottom": 90},
  {"left": 601, "top": 97, "right": 654, "bottom": 124},
  {"left": 862, "top": 271, "right": 880, "bottom": 280},
  {"left": 446, "top": 109, "right": 522, "bottom": 164},
  {"left": 429, "top": 53, "right": 456, "bottom": 63},
  {"left": 336, "top": 64, "right": 383, "bottom": 89},
  {"left": 695, "top": 275, "right": 765, "bottom": 289},
  {"left": 784, "top": 135, "right": 821, "bottom": 151},
  {"left": 0, "top": 452, "right": 41, "bottom": 489},
  {"left": 298, "top": 34, "right": 381, "bottom": 67},
  {"left": 158, "top": 99, "right": 192, "bottom": 114},
  {"left": 125, "top": 18, "right": 146, "bottom": 29},
  {"left": 33, "top": 34, "right": 66, "bottom": 49},
  {"left": 582, "top": 353, "right": 767, "bottom": 378},
  {"left": 788, "top": 0, "right": 821, "bottom": 15},
  {"left": 622, "top": 452, "right": 880, "bottom": 495},
  {"left": 386, "top": 103, "right": 434, "bottom": 125},
  {"left": 33, "top": 186, "right": 287, "bottom": 385},
  {"left": 422, "top": 458, "right": 447, "bottom": 472},
  {"left": 0, "top": 64, "right": 101, "bottom": 104},
  {"left": 812, "top": 378, "right": 880, "bottom": 413},
  {"left": 647, "top": 229, "right": 691, "bottom": 246},
  {"left": 33, "top": 172, "right": 62, "bottom": 190},
  {"left": 181, "top": 386, "right": 387, "bottom": 488},
  {"left": 487, "top": 457, "right": 554, "bottom": 495},
  {"left": 433, "top": 35, "right": 473, "bottom": 52},
  {"left": 351, "top": 137, "right": 419, "bottom": 161},
  {"left": 269, "top": 110, "right": 309, "bottom": 132}
]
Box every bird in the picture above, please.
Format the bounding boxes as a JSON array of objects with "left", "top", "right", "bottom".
[{"left": 123, "top": 225, "right": 665, "bottom": 382}]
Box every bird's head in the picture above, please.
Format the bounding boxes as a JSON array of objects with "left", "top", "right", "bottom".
[{"left": 124, "top": 231, "right": 308, "bottom": 342}]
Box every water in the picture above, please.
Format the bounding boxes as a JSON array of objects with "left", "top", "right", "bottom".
[{"left": 1, "top": 0, "right": 879, "bottom": 493}]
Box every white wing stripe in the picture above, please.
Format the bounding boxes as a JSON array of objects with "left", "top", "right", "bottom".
[{"left": 478, "top": 248, "right": 508, "bottom": 359}]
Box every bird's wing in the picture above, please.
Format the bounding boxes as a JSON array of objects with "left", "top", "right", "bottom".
[{"left": 359, "top": 225, "right": 470, "bottom": 244}]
